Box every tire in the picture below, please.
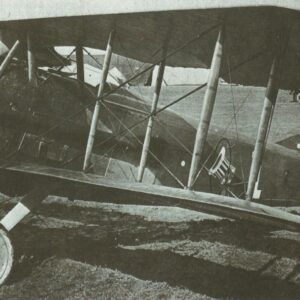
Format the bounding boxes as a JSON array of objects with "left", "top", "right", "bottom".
[{"left": 0, "top": 229, "right": 13, "bottom": 286}]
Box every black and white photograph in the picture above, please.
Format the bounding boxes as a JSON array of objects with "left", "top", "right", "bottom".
[{"left": 0, "top": 0, "right": 299, "bottom": 299}]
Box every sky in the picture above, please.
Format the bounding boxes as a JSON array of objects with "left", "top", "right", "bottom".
[{"left": 55, "top": 46, "right": 104, "bottom": 55}]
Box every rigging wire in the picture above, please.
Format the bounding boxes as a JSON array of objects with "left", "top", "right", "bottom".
[
  {"left": 24, "top": 23, "right": 220, "bottom": 142},
  {"left": 0, "top": 27, "right": 267, "bottom": 192},
  {"left": 116, "top": 31, "right": 194, "bottom": 156},
  {"left": 189, "top": 88, "right": 253, "bottom": 189},
  {"left": 0, "top": 48, "right": 80, "bottom": 165},
  {"left": 226, "top": 53, "right": 247, "bottom": 195},
  {"left": 1, "top": 47, "right": 265, "bottom": 177},
  {"left": 99, "top": 101, "right": 186, "bottom": 187},
  {"left": 117, "top": 66, "right": 247, "bottom": 190},
  {"left": 0, "top": 29, "right": 194, "bottom": 185},
  {"left": 116, "top": 40, "right": 194, "bottom": 164},
  {"left": 63, "top": 72, "right": 256, "bottom": 192},
  {"left": 0, "top": 24, "right": 220, "bottom": 166},
  {"left": 113, "top": 29, "right": 246, "bottom": 193},
  {"left": 82, "top": 39, "right": 164, "bottom": 181},
  {"left": 116, "top": 33, "right": 187, "bottom": 181},
  {"left": 40, "top": 48, "right": 76, "bottom": 85},
  {"left": 39, "top": 47, "right": 267, "bottom": 181},
  {"left": 82, "top": 47, "right": 122, "bottom": 86}
]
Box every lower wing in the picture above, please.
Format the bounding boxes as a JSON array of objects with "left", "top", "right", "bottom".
[{"left": 1, "top": 163, "right": 300, "bottom": 231}]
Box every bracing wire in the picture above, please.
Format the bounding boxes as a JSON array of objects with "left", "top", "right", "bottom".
[
  {"left": 226, "top": 53, "right": 247, "bottom": 195},
  {"left": 0, "top": 26, "right": 267, "bottom": 193},
  {"left": 0, "top": 24, "right": 221, "bottom": 168}
]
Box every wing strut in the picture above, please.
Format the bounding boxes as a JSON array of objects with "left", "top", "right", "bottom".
[
  {"left": 187, "top": 26, "right": 224, "bottom": 189},
  {"left": 83, "top": 29, "right": 115, "bottom": 172},
  {"left": 246, "top": 37, "right": 286, "bottom": 201},
  {"left": 27, "top": 32, "right": 37, "bottom": 87},
  {"left": 137, "top": 45, "right": 168, "bottom": 182},
  {"left": 0, "top": 40, "right": 20, "bottom": 79}
]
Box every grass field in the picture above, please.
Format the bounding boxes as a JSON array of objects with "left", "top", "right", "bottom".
[
  {"left": 1, "top": 196, "right": 299, "bottom": 299},
  {"left": 131, "top": 85, "right": 300, "bottom": 144}
]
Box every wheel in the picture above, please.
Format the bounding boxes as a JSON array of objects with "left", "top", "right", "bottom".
[{"left": 0, "top": 229, "right": 13, "bottom": 286}]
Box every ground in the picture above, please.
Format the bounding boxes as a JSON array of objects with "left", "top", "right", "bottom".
[
  {"left": 0, "top": 195, "right": 299, "bottom": 299},
  {"left": 133, "top": 85, "right": 300, "bottom": 143}
]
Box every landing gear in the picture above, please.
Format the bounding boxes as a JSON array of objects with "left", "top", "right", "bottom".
[
  {"left": 0, "top": 229, "right": 13, "bottom": 285},
  {"left": 0, "top": 187, "right": 52, "bottom": 286}
]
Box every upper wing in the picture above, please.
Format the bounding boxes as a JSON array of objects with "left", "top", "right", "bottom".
[
  {"left": 0, "top": 1, "right": 299, "bottom": 22},
  {"left": 3, "top": 163, "right": 300, "bottom": 231},
  {"left": 1, "top": 1, "right": 300, "bottom": 89}
]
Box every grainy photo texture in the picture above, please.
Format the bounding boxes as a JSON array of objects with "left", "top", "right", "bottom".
[{"left": 0, "top": 1, "right": 299, "bottom": 299}]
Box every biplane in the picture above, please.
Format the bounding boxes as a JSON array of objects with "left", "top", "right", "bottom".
[{"left": 1, "top": 0, "right": 300, "bottom": 285}]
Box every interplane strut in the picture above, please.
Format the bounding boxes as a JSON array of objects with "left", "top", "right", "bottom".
[
  {"left": 0, "top": 22, "right": 268, "bottom": 238},
  {"left": 1, "top": 6, "right": 299, "bottom": 288},
  {"left": 246, "top": 35, "right": 286, "bottom": 201},
  {"left": 187, "top": 26, "right": 224, "bottom": 189},
  {"left": 137, "top": 45, "right": 168, "bottom": 182},
  {"left": 83, "top": 29, "right": 115, "bottom": 172}
]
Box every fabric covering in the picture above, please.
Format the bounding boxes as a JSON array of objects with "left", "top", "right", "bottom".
[{"left": 0, "top": 1, "right": 300, "bottom": 89}]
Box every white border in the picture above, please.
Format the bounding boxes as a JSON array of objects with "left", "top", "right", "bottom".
[{"left": 0, "top": 0, "right": 299, "bottom": 22}]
